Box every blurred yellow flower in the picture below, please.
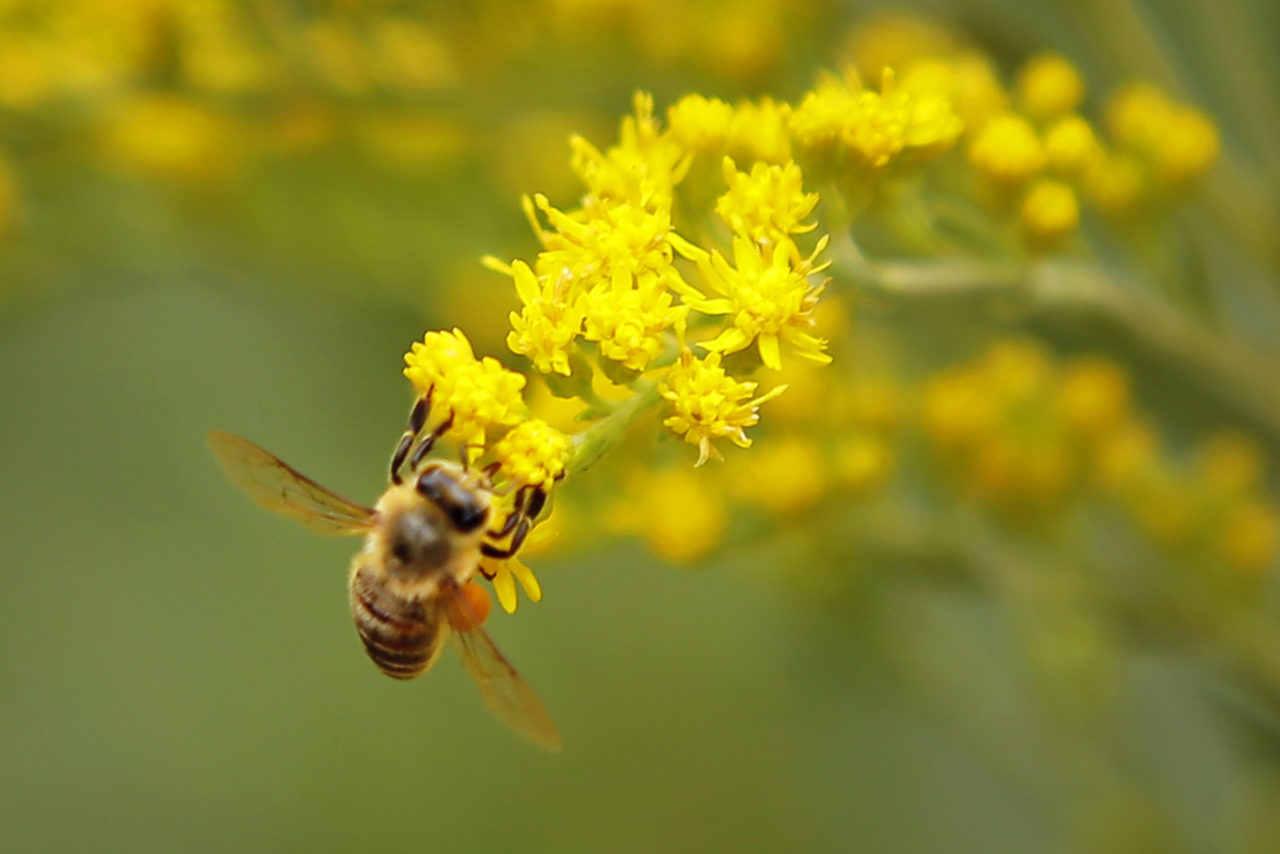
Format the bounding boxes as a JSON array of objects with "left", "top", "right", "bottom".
[
  {"left": 968, "top": 113, "right": 1044, "bottom": 185},
  {"left": 1016, "top": 53, "right": 1085, "bottom": 121},
  {"left": 1020, "top": 179, "right": 1079, "bottom": 247}
]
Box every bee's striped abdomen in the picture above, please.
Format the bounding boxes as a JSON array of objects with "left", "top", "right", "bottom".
[{"left": 349, "top": 563, "right": 444, "bottom": 679}]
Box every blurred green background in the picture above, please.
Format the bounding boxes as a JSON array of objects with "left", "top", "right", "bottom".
[{"left": 3, "top": 1, "right": 1280, "bottom": 852}]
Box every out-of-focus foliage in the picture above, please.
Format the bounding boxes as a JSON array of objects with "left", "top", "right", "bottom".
[{"left": 3, "top": 2, "right": 1280, "bottom": 853}]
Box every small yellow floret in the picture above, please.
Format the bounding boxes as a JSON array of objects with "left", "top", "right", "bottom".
[
  {"left": 403, "top": 328, "right": 527, "bottom": 446},
  {"left": 968, "top": 113, "right": 1044, "bottom": 185},
  {"left": 715, "top": 157, "right": 818, "bottom": 243},
  {"left": 683, "top": 235, "right": 832, "bottom": 370},
  {"left": 1057, "top": 357, "right": 1130, "bottom": 437},
  {"left": 667, "top": 94, "right": 734, "bottom": 153},
  {"left": 791, "top": 68, "right": 960, "bottom": 169},
  {"left": 660, "top": 350, "right": 787, "bottom": 465},
  {"left": 579, "top": 280, "right": 687, "bottom": 372},
  {"left": 611, "top": 467, "right": 727, "bottom": 563},
  {"left": 1086, "top": 150, "right": 1146, "bottom": 216},
  {"left": 1020, "top": 179, "right": 1079, "bottom": 247},
  {"left": 1016, "top": 53, "right": 1085, "bottom": 120},
  {"left": 1043, "top": 115, "right": 1099, "bottom": 179},
  {"left": 502, "top": 259, "right": 583, "bottom": 376},
  {"left": 493, "top": 419, "right": 573, "bottom": 489}
]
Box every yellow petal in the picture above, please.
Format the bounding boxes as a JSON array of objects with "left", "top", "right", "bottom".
[
  {"left": 758, "top": 332, "right": 782, "bottom": 370},
  {"left": 509, "top": 559, "right": 543, "bottom": 602},
  {"left": 492, "top": 566, "right": 518, "bottom": 614}
]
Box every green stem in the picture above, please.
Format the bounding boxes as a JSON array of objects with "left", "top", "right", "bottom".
[
  {"left": 565, "top": 381, "right": 663, "bottom": 477},
  {"left": 830, "top": 232, "right": 1280, "bottom": 441}
]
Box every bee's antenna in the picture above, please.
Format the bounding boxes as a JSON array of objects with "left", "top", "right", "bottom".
[
  {"left": 407, "top": 412, "right": 455, "bottom": 472},
  {"left": 391, "top": 391, "right": 432, "bottom": 484}
]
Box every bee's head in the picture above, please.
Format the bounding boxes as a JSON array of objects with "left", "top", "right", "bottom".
[
  {"left": 414, "top": 465, "right": 490, "bottom": 533},
  {"left": 378, "top": 462, "right": 491, "bottom": 583}
]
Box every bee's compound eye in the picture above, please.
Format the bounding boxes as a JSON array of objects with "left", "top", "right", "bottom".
[{"left": 416, "top": 467, "right": 489, "bottom": 533}]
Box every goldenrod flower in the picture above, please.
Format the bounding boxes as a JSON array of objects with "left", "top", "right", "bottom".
[
  {"left": 1086, "top": 149, "right": 1145, "bottom": 215},
  {"left": 726, "top": 96, "right": 793, "bottom": 164},
  {"left": 680, "top": 235, "right": 832, "bottom": 370},
  {"left": 660, "top": 350, "right": 787, "bottom": 465},
  {"left": 1057, "top": 357, "right": 1130, "bottom": 437},
  {"left": 900, "top": 53, "right": 1009, "bottom": 133},
  {"left": 1016, "top": 53, "right": 1085, "bottom": 121},
  {"left": 403, "top": 328, "right": 527, "bottom": 446},
  {"left": 493, "top": 419, "right": 573, "bottom": 489},
  {"left": 525, "top": 193, "right": 681, "bottom": 293},
  {"left": 715, "top": 157, "right": 818, "bottom": 244},
  {"left": 729, "top": 436, "right": 826, "bottom": 514},
  {"left": 570, "top": 91, "right": 690, "bottom": 203},
  {"left": 1043, "top": 115, "right": 1100, "bottom": 179},
  {"left": 968, "top": 113, "right": 1044, "bottom": 184},
  {"left": 580, "top": 279, "right": 688, "bottom": 372},
  {"left": 790, "top": 68, "right": 961, "bottom": 169},
  {"left": 1105, "top": 83, "right": 1219, "bottom": 186},
  {"left": 500, "top": 259, "right": 583, "bottom": 376},
  {"left": 667, "top": 94, "right": 734, "bottom": 153},
  {"left": 1020, "top": 178, "right": 1079, "bottom": 247},
  {"left": 608, "top": 466, "right": 727, "bottom": 563}
]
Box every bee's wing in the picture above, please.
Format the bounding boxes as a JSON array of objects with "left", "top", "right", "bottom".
[
  {"left": 448, "top": 619, "right": 562, "bottom": 752},
  {"left": 207, "top": 430, "right": 375, "bottom": 536}
]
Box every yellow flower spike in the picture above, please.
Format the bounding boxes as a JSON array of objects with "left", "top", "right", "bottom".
[
  {"left": 502, "top": 259, "right": 583, "bottom": 376},
  {"left": 1016, "top": 53, "right": 1085, "bottom": 121},
  {"left": 492, "top": 418, "right": 573, "bottom": 490},
  {"left": 660, "top": 350, "right": 788, "bottom": 466},
  {"left": 667, "top": 94, "right": 735, "bottom": 153},
  {"left": 1020, "top": 178, "right": 1079, "bottom": 248},
  {"left": 1043, "top": 115, "right": 1100, "bottom": 179},
  {"left": 968, "top": 113, "right": 1044, "bottom": 185},
  {"left": 403, "top": 328, "right": 527, "bottom": 447},
  {"left": 688, "top": 235, "right": 832, "bottom": 370},
  {"left": 715, "top": 157, "right": 819, "bottom": 243}
]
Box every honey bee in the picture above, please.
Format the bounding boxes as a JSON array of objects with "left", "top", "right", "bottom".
[{"left": 207, "top": 391, "right": 560, "bottom": 751}]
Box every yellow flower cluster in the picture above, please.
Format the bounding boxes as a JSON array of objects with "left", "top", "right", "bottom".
[
  {"left": 921, "top": 339, "right": 1279, "bottom": 576},
  {"left": 922, "top": 339, "right": 1132, "bottom": 512},
  {"left": 841, "top": 20, "right": 1219, "bottom": 249},
  {"left": 790, "top": 68, "right": 962, "bottom": 170},
  {"left": 486, "top": 91, "right": 836, "bottom": 467}
]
